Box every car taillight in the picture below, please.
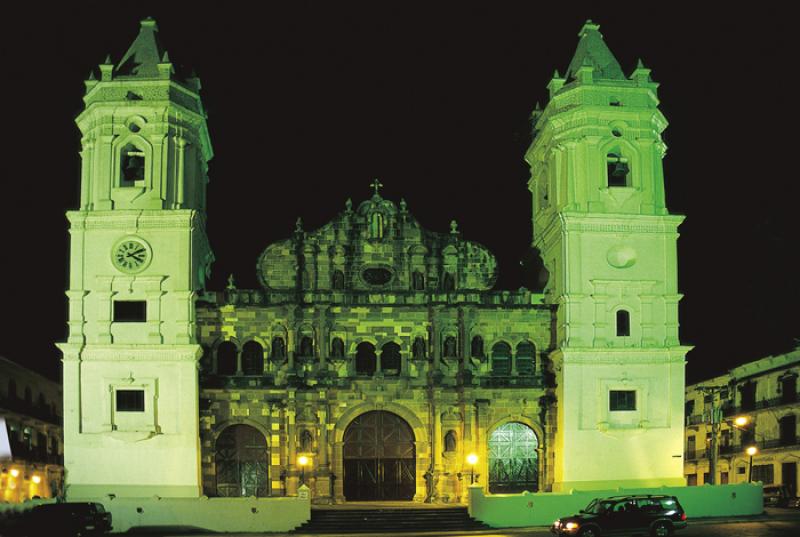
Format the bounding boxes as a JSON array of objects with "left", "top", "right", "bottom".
[{"left": 680, "top": 513, "right": 687, "bottom": 521}]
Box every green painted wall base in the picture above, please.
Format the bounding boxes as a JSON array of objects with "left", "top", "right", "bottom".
[
  {"left": 67, "top": 484, "right": 202, "bottom": 500},
  {"left": 469, "top": 483, "right": 763, "bottom": 528},
  {"left": 553, "top": 477, "right": 687, "bottom": 492},
  {"left": 58, "top": 496, "right": 310, "bottom": 533}
]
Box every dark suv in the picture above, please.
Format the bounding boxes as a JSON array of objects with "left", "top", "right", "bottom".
[
  {"left": 551, "top": 495, "right": 687, "bottom": 537},
  {"left": 23, "top": 502, "right": 112, "bottom": 536}
]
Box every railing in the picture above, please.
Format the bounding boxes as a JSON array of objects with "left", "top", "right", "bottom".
[
  {"left": 718, "top": 437, "right": 800, "bottom": 455},
  {"left": 6, "top": 442, "right": 63, "bottom": 465},
  {"left": 479, "top": 375, "right": 543, "bottom": 388},
  {"left": 200, "top": 288, "right": 547, "bottom": 308},
  {"left": 685, "top": 449, "right": 707, "bottom": 461},
  {"left": 686, "top": 414, "right": 705, "bottom": 426},
  {"left": 722, "top": 394, "right": 799, "bottom": 417},
  {"left": 0, "top": 396, "right": 62, "bottom": 425}
]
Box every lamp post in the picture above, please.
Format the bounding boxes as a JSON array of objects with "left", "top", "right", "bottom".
[
  {"left": 298, "top": 455, "right": 310, "bottom": 486},
  {"left": 746, "top": 446, "right": 757, "bottom": 483},
  {"left": 466, "top": 453, "right": 478, "bottom": 485}
]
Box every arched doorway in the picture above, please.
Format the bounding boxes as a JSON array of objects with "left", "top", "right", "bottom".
[
  {"left": 215, "top": 424, "right": 269, "bottom": 497},
  {"left": 343, "top": 411, "right": 415, "bottom": 501},
  {"left": 488, "top": 422, "right": 539, "bottom": 493}
]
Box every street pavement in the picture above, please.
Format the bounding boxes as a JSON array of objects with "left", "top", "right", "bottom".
[{"left": 121, "top": 508, "right": 800, "bottom": 536}]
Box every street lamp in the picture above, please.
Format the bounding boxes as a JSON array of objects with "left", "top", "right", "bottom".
[
  {"left": 734, "top": 416, "right": 749, "bottom": 428},
  {"left": 746, "top": 446, "right": 757, "bottom": 483},
  {"left": 466, "top": 453, "right": 478, "bottom": 484},
  {"left": 298, "top": 455, "right": 310, "bottom": 486}
]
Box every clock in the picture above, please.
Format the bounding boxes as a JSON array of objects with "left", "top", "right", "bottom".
[{"left": 112, "top": 237, "right": 152, "bottom": 273}]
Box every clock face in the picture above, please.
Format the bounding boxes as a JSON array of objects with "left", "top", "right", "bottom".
[{"left": 112, "top": 238, "right": 151, "bottom": 273}]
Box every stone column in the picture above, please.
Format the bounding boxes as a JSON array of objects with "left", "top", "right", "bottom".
[
  {"left": 286, "top": 404, "right": 298, "bottom": 495},
  {"left": 314, "top": 402, "right": 331, "bottom": 503},
  {"left": 333, "top": 441, "right": 345, "bottom": 503},
  {"left": 461, "top": 398, "right": 474, "bottom": 503},
  {"left": 431, "top": 307, "right": 441, "bottom": 370},
  {"left": 475, "top": 399, "right": 490, "bottom": 491}
]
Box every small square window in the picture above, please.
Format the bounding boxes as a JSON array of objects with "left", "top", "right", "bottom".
[
  {"left": 114, "top": 301, "right": 147, "bottom": 322},
  {"left": 116, "top": 389, "right": 145, "bottom": 412},
  {"left": 610, "top": 390, "right": 636, "bottom": 411}
]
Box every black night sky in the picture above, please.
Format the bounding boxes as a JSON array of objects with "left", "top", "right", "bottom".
[{"left": 0, "top": 4, "right": 797, "bottom": 385}]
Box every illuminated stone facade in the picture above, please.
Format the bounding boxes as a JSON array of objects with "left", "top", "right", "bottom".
[
  {"left": 60, "top": 19, "right": 688, "bottom": 504},
  {"left": 196, "top": 190, "right": 554, "bottom": 502},
  {"left": 685, "top": 349, "right": 800, "bottom": 495},
  {"left": 0, "top": 357, "right": 64, "bottom": 502}
]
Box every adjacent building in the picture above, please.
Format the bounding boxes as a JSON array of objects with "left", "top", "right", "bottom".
[
  {"left": 58, "top": 18, "right": 689, "bottom": 504},
  {"left": 0, "top": 357, "right": 64, "bottom": 502},
  {"left": 685, "top": 348, "right": 799, "bottom": 496}
]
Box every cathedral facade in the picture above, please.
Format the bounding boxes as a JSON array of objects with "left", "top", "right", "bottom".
[{"left": 59, "top": 19, "right": 689, "bottom": 504}]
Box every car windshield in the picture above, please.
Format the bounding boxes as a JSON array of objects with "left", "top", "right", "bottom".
[{"left": 584, "top": 499, "right": 615, "bottom": 514}]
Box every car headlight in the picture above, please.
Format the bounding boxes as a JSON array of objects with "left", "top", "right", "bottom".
[
  {"left": 565, "top": 522, "right": 580, "bottom": 531},
  {"left": 554, "top": 520, "right": 561, "bottom": 528}
]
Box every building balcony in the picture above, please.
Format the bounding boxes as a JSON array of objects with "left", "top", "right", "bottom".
[
  {"left": 686, "top": 414, "right": 705, "bottom": 426},
  {"left": 6, "top": 442, "right": 63, "bottom": 466},
  {"left": 722, "top": 394, "right": 799, "bottom": 417},
  {"left": 0, "top": 396, "right": 62, "bottom": 425},
  {"left": 685, "top": 449, "right": 707, "bottom": 461}
]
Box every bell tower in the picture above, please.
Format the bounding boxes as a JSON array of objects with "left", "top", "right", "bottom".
[
  {"left": 526, "top": 21, "right": 691, "bottom": 490},
  {"left": 58, "top": 18, "right": 214, "bottom": 499}
]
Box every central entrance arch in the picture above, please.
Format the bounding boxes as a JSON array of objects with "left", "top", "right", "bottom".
[{"left": 343, "top": 410, "right": 415, "bottom": 501}]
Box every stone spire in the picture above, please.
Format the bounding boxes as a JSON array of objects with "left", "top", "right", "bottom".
[
  {"left": 115, "top": 17, "right": 168, "bottom": 78},
  {"left": 565, "top": 20, "right": 625, "bottom": 81}
]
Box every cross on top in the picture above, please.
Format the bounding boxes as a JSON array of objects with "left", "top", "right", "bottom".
[{"left": 370, "top": 178, "right": 383, "bottom": 196}]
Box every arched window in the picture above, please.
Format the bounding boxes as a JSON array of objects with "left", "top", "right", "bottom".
[
  {"left": 271, "top": 337, "right": 286, "bottom": 360},
  {"left": 24, "top": 387, "right": 32, "bottom": 406},
  {"left": 442, "top": 272, "right": 455, "bottom": 292},
  {"left": 412, "top": 271, "right": 425, "bottom": 291},
  {"left": 120, "top": 143, "right": 145, "bottom": 187},
  {"left": 516, "top": 341, "right": 536, "bottom": 375},
  {"left": 381, "top": 342, "right": 401, "bottom": 376},
  {"left": 8, "top": 379, "right": 16, "bottom": 400},
  {"left": 491, "top": 342, "right": 512, "bottom": 375},
  {"left": 607, "top": 152, "right": 630, "bottom": 187},
  {"left": 241, "top": 341, "right": 264, "bottom": 375},
  {"left": 216, "top": 341, "right": 237, "bottom": 375},
  {"left": 331, "top": 337, "right": 345, "bottom": 358},
  {"left": 471, "top": 336, "right": 484, "bottom": 358},
  {"left": 332, "top": 269, "right": 345, "bottom": 290},
  {"left": 616, "top": 309, "right": 631, "bottom": 337},
  {"left": 442, "top": 336, "right": 457, "bottom": 358},
  {"left": 299, "top": 336, "right": 314, "bottom": 358},
  {"left": 355, "top": 342, "right": 377, "bottom": 376},
  {"left": 412, "top": 337, "right": 426, "bottom": 359},
  {"left": 444, "top": 430, "right": 457, "bottom": 452},
  {"left": 370, "top": 212, "right": 384, "bottom": 239},
  {"left": 299, "top": 429, "right": 314, "bottom": 452}
]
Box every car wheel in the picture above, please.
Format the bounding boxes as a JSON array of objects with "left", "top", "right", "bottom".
[
  {"left": 651, "top": 521, "right": 672, "bottom": 537},
  {"left": 578, "top": 527, "right": 600, "bottom": 537}
]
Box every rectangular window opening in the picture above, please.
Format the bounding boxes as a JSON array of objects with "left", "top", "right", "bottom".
[
  {"left": 113, "top": 300, "right": 147, "bottom": 322},
  {"left": 609, "top": 389, "right": 636, "bottom": 411},
  {"left": 116, "top": 389, "right": 145, "bottom": 412}
]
